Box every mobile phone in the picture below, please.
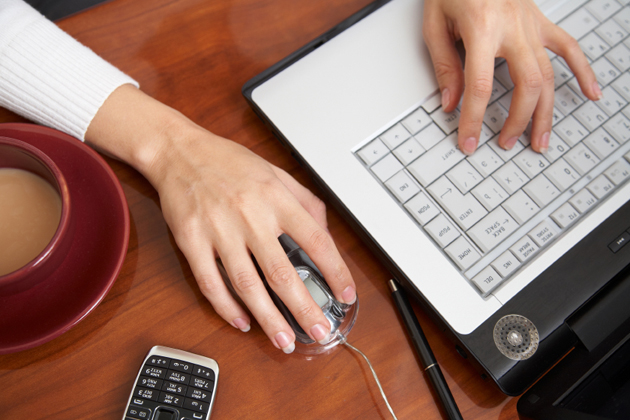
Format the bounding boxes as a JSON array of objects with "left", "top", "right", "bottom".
[{"left": 123, "top": 346, "right": 219, "bottom": 420}]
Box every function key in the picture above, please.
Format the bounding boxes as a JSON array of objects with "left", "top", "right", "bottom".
[
  {"left": 190, "top": 376, "right": 213, "bottom": 390},
  {"left": 166, "top": 370, "right": 190, "bottom": 384},
  {"left": 158, "top": 392, "right": 184, "bottom": 407},
  {"left": 126, "top": 406, "right": 151, "bottom": 419},
  {"left": 193, "top": 366, "right": 215, "bottom": 381},
  {"left": 146, "top": 356, "right": 170, "bottom": 368},
  {"left": 183, "top": 398, "right": 209, "bottom": 413},
  {"left": 170, "top": 359, "right": 194, "bottom": 373},
  {"left": 141, "top": 366, "right": 166, "bottom": 379},
  {"left": 186, "top": 387, "right": 211, "bottom": 402},
  {"left": 138, "top": 376, "right": 162, "bottom": 390}
]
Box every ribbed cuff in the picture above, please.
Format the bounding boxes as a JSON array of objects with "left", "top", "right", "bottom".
[{"left": 0, "top": 4, "right": 138, "bottom": 140}]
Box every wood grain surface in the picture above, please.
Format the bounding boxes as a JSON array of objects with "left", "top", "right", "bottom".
[{"left": 0, "top": 0, "right": 521, "bottom": 418}]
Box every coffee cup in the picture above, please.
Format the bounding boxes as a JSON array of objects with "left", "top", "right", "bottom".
[{"left": 0, "top": 136, "right": 75, "bottom": 296}]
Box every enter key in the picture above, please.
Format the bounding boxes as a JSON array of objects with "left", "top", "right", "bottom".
[
  {"left": 468, "top": 207, "right": 519, "bottom": 253},
  {"left": 428, "top": 176, "right": 487, "bottom": 231}
]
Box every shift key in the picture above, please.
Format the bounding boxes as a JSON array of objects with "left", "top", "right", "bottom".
[
  {"left": 407, "top": 133, "right": 465, "bottom": 186},
  {"left": 468, "top": 207, "right": 519, "bottom": 253}
]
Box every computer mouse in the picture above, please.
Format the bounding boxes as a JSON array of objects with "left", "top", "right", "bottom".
[{"left": 259, "top": 234, "right": 358, "bottom": 354}]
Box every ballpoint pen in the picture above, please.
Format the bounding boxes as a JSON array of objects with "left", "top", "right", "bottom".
[{"left": 389, "top": 279, "right": 464, "bottom": 420}]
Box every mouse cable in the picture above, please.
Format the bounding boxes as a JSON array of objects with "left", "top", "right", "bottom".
[{"left": 339, "top": 334, "right": 398, "bottom": 420}]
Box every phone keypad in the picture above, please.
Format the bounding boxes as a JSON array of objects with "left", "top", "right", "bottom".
[{"left": 126, "top": 355, "right": 215, "bottom": 420}]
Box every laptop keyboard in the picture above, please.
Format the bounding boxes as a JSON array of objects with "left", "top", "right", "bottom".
[{"left": 354, "top": 0, "right": 630, "bottom": 297}]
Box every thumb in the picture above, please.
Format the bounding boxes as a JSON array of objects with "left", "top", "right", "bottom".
[{"left": 422, "top": 5, "right": 464, "bottom": 111}]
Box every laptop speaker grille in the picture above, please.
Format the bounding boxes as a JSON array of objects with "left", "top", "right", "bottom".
[{"left": 493, "top": 315, "right": 539, "bottom": 360}]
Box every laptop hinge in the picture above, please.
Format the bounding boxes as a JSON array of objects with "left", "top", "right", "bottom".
[{"left": 567, "top": 265, "right": 630, "bottom": 352}]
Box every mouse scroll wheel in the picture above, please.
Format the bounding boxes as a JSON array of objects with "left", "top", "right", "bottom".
[{"left": 331, "top": 304, "right": 344, "bottom": 319}]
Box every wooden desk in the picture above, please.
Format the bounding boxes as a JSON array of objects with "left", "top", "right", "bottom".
[{"left": 0, "top": 0, "right": 520, "bottom": 418}]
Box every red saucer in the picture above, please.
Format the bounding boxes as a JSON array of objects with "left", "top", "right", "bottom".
[{"left": 0, "top": 123, "right": 129, "bottom": 354}]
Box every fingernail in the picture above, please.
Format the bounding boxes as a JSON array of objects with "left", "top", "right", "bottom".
[
  {"left": 342, "top": 286, "right": 356, "bottom": 305},
  {"left": 503, "top": 136, "right": 519, "bottom": 150},
  {"left": 275, "top": 332, "right": 295, "bottom": 354},
  {"left": 232, "top": 318, "right": 250, "bottom": 332},
  {"left": 462, "top": 137, "right": 477, "bottom": 155},
  {"left": 539, "top": 132, "right": 550, "bottom": 154},
  {"left": 441, "top": 88, "right": 450, "bottom": 110},
  {"left": 310, "top": 324, "right": 331, "bottom": 344},
  {"left": 593, "top": 82, "right": 603, "bottom": 100}
]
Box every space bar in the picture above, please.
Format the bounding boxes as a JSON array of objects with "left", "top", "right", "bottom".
[{"left": 407, "top": 133, "right": 465, "bottom": 187}]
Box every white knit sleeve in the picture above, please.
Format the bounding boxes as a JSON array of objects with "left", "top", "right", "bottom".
[{"left": 0, "top": 0, "right": 139, "bottom": 141}]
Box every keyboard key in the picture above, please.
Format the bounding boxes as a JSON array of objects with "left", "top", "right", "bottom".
[
  {"left": 446, "top": 160, "right": 483, "bottom": 193},
  {"left": 551, "top": 58, "right": 574, "bottom": 89},
  {"left": 488, "top": 135, "right": 525, "bottom": 161},
  {"left": 380, "top": 123, "right": 411, "bottom": 149},
  {"left": 554, "top": 84, "right": 584, "bottom": 115},
  {"left": 612, "top": 72, "right": 630, "bottom": 100},
  {"left": 587, "top": 173, "right": 615, "bottom": 198},
  {"left": 385, "top": 170, "right": 420, "bottom": 203},
  {"left": 371, "top": 153, "right": 403, "bottom": 181},
  {"left": 523, "top": 174, "right": 561, "bottom": 207},
  {"left": 551, "top": 202, "right": 580, "bottom": 228},
  {"left": 555, "top": 115, "right": 589, "bottom": 146},
  {"left": 478, "top": 123, "right": 495, "bottom": 146},
  {"left": 431, "top": 107, "right": 460, "bottom": 134},
  {"left": 484, "top": 102, "right": 509, "bottom": 133},
  {"left": 570, "top": 187, "right": 598, "bottom": 213},
  {"left": 493, "top": 161, "right": 529, "bottom": 195},
  {"left": 598, "top": 86, "right": 628, "bottom": 116},
  {"left": 565, "top": 143, "right": 601, "bottom": 175},
  {"left": 544, "top": 158, "right": 581, "bottom": 191},
  {"left": 407, "top": 133, "right": 465, "bottom": 186},
  {"left": 591, "top": 57, "right": 621, "bottom": 86},
  {"left": 573, "top": 101, "right": 609, "bottom": 131},
  {"left": 514, "top": 148, "right": 551, "bottom": 178},
  {"left": 468, "top": 207, "right": 519, "bottom": 253},
  {"left": 491, "top": 250, "right": 521, "bottom": 278},
  {"left": 425, "top": 214, "right": 460, "bottom": 247},
  {"left": 605, "top": 43, "right": 630, "bottom": 71},
  {"left": 614, "top": 7, "right": 630, "bottom": 32},
  {"left": 489, "top": 78, "right": 508, "bottom": 104},
  {"left": 413, "top": 122, "right": 446, "bottom": 151},
  {"left": 503, "top": 190, "right": 540, "bottom": 224},
  {"left": 471, "top": 266, "right": 502, "bottom": 295},
  {"left": 394, "top": 137, "right": 426, "bottom": 165},
  {"left": 467, "top": 144, "right": 503, "bottom": 177},
  {"left": 404, "top": 191, "right": 440, "bottom": 225},
  {"left": 567, "top": 77, "right": 589, "bottom": 102},
  {"left": 494, "top": 61, "right": 514, "bottom": 89},
  {"left": 596, "top": 18, "right": 628, "bottom": 46},
  {"left": 444, "top": 236, "right": 481, "bottom": 270},
  {"left": 579, "top": 32, "right": 610, "bottom": 60},
  {"left": 559, "top": 8, "right": 599, "bottom": 40},
  {"left": 529, "top": 219, "right": 560, "bottom": 248},
  {"left": 428, "top": 176, "right": 488, "bottom": 230},
  {"left": 585, "top": 0, "right": 622, "bottom": 22},
  {"left": 510, "top": 236, "right": 539, "bottom": 262},
  {"left": 604, "top": 113, "right": 630, "bottom": 143},
  {"left": 358, "top": 138, "right": 389, "bottom": 165},
  {"left": 499, "top": 89, "right": 513, "bottom": 111},
  {"left": 552, "top": 107, "right": 564, "bottom": 126},
  {"left": 472, "top": 177, "right": 509, "bottom": 211},
  {"left": 401, "top": 108, "right": 431, "bottom": 135},
  {"left": 543, "top": 132, "right": 570, "bottom": 163},
  {"left": 422, "top": 94, "right": 442, "bottom": 113},
  {"left": 583, "top": 127, "right": 619, "bottom": 159},
  {"left": 604, "top": 159, "right": 630, "bottom": 185}
]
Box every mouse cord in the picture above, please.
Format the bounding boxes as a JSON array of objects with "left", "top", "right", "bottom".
[{"left": 340, "top": 334, "right": 398, "bottom": 420}]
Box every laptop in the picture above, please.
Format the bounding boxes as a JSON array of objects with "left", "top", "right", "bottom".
[{"left": 242, "top": 0, "right": 630, "bottom": 405}]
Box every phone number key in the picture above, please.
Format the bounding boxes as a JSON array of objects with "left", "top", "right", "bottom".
[{"left": 158, "top": 392, "right": 184, "bottom": 407}]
